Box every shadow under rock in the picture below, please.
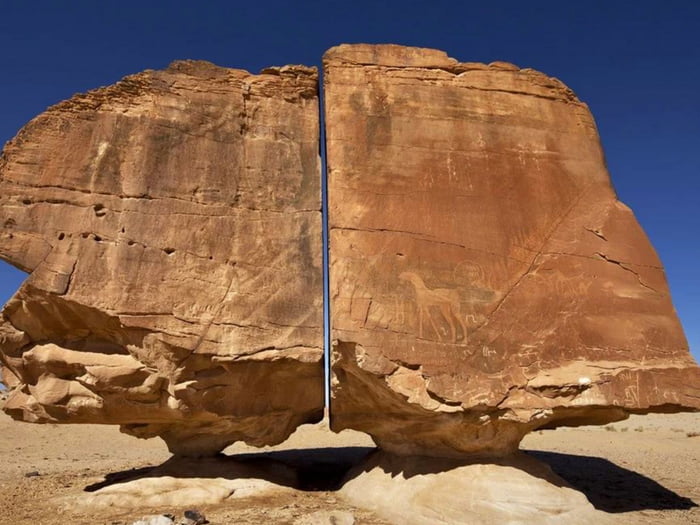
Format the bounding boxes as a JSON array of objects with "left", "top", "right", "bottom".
[
  {"left": 83, "top": 443, "right": 695, "bottom": 514},
  {"left": 343, "top": 447, "right": 581, "bottom": 488},
  {"left": 527, "top": 450, "right": 697, "bottom": 513},
  {"left": 84, "top": 446, "right": 376, "bottom": 493},
  {"left": 235, "top": 446, "right": 376, "bottom": 490}
]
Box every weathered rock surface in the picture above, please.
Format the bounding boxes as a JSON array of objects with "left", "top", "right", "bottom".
[
  {"left": 339, "top": 452, "right": 613, "bottom": 525},
  {"left": 0, "top": 60, "right": 323, "bottom": 455},
  {"left": 78, "top": 457, "right": 297, "bottom": 508},
  {"left": 325, "top": 44, "right": 700, "bottom": 457}
]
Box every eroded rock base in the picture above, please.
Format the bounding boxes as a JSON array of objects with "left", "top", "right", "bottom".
[
  {"left": 339, "top": 451, "right": 614, "bottom": 525},
  {"left": 76, "top": 456, "right": 298, "bottom": 508},
  {"left": 331, "top": 340, "right": 700, "bottom": 459},
  {"left": 67, "top": 443, "right": 613, "bottom": 525}
]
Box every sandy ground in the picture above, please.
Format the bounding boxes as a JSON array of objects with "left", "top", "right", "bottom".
[{"left": 1, "top": 407, "right": 698, "bottom": 524}]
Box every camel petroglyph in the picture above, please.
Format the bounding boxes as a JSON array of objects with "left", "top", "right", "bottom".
[{"left": 399, "top": 271, "right": 468, "bottom": 343}]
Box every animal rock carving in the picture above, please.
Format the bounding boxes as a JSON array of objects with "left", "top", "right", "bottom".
[
  {"left": 0, "top": 45, "right": 698, "bottom": 461},
  {"left": 399, "top": 272, "right": 467, "bottom": 343},
  {"left": 326, "top": 44, "right": 700, "bottom": 458}
]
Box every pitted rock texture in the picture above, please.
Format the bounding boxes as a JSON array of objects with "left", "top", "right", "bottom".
[
  {"left": 0, "top": 60, "right": 323, "bottom": 456},
  {"left": 325, "top": 44, "right": 700, "bottom": 457}
]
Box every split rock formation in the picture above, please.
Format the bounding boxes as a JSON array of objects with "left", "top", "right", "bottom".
[
  {"left": 325, "top": 44, "right": 700, "bottom": 457},
  {"left": 0, "top": 45, "right": 698, "bottom": 461},
  {"left": 0, "top": 60, "right": 324, "bottom": 456}
]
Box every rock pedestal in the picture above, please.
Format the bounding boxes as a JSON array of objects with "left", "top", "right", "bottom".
[
  {"left": 339, "top": 452, "right": 613, "bottom": 525},
  {"left": 324, "top": 44, "right": 700, "bottom": 457},
  {"left": 0, "top": 60, "right": 324, "bottom": 456},
  {"left": 2, "top": 45, "right": 699, "bottom": 461}
]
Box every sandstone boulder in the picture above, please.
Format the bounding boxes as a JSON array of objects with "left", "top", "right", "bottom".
[
  {"left": 78, "top": 457, "right": 297, "bottom": 508},
  {"left": 324, "top": 44, "right": 700, "bottom": 457},
  {"left": 0, "top": 60, "right": 323, "bottom": 455},
  {"left": 339, "top": 452, "right": 613, "bottom": 525}
]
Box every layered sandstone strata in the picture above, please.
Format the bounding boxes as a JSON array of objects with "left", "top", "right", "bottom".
[
  {"left": 0, "top": 60, "right": 323, "bottom": 456},
  {"left": 324, "top": 44, "right": 700, "bottom": 457}
]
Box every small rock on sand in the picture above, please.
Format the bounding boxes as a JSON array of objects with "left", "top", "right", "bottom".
[{"left": 294, "top": 509, "right": 356, "bottom": 525}]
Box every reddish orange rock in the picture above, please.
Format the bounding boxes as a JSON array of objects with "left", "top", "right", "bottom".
[
  {"left": 324, "top": 44, "right": 700, "bottom": 457},
  {"left": 0, "top": 60, "right": 323, "bottom": 456}
]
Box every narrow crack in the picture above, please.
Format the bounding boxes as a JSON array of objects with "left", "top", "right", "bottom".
[
  {"left": 2, "top": 180, "right": 230, "bottom": 207},
  {"left": 60, "top": 259, "right": 78, "bottom": 296},
  {"left": 584, "top": 227, "right": 607, "bottom": 241},
  {"left": 471, "top": 183, "right": 597, "bottom": 335},
  {"left": 331, "top": 225, "right": 466, "bottom": 249},
  {"left": 595, "top": 252, "right": 660, "bottom": 293},
  {"left": 538, "top": 250, "right": 663, "bottom": 271}
]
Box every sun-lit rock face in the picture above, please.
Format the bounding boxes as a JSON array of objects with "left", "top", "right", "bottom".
[
  {"left": 324, "top": 44, "right": 700, "bottom": 457},
  {"left": 0, "top": 60, "right": 324, "bottom": 456},
  {"left": 1, "top": 45, "right": 698, "bottom": 460}
]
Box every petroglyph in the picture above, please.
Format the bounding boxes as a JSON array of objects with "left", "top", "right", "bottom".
[
  {"left": 326, "top": 44, "right": 700, "bottom": 459},
  {"left": 399, "top": 272, "right": 468, "bottom": 343}
]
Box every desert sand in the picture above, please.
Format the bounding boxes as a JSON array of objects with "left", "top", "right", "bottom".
[{"left": 1, "top": 406, "right": 698, "bottom": 524}]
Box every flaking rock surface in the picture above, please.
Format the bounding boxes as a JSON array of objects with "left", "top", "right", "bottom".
[
  {"left": 0, "top": 60, "right": 323, "bottom": 456},
  {"left": 324, "top": 44, "right": 700, "bottom": 457}
]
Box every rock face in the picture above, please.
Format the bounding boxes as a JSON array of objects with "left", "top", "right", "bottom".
[
  {"left": 0, "top": 60, "right": 324, "bottom": 456},
  {"left": 325, "top": 44, "right": 700, "bottom": 457},
  {"left": 2, "top": 45, "right": 698, "bottom": 462}
]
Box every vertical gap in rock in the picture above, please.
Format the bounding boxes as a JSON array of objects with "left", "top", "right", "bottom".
[
  {"left": 0, "top": 260, "right": 28, "bottom": 390},
  {"left": 319, "top": 73, "right": 331, "bottom": 415}
]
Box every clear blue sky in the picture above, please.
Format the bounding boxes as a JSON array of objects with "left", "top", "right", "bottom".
[{"left": 0, "top": 0, "right": 697, "bottom": 361}]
